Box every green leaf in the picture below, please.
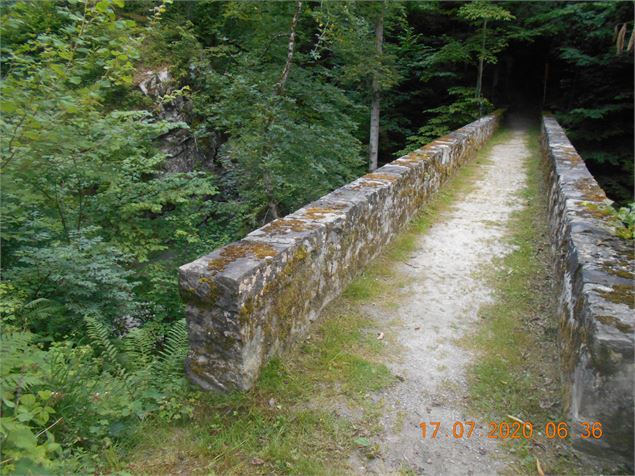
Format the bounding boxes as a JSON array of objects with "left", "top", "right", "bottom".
[
  {"left": 354, "top": 437, "right": 370, "bottom": 447},
  {"left": 95, "top": 0, "right": 110, "bottom": 13},
  {"left": 8, "top": 425, "right": 38, "bottom": 449},
  {"left": 37, "top": 390, "right": 53, "bottom": 401}
]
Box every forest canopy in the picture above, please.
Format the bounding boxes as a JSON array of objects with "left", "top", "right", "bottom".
[{"left": 0, "top": 1, "right": 632, "bottom": 473}]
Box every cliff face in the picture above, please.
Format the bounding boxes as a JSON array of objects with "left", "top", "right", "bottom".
[{"left": 137, "top": 67, "right": 221, "bottom": 174}]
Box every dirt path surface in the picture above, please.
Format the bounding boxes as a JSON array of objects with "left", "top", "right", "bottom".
[{"left": 352, "top": 127, "right": 530, "bottom": 475}]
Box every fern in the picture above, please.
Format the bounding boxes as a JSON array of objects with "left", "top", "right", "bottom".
[
  {"left": 153, "top": 319, "right": 188, "bottom": 380},
  {"left": 84, "top": 316, "right": 123, "bottom": 375},
  {"left": 0, "top": 332, "right": 48, "bottom": 392},
  {"left": 121, "top": 326, "right": 157, "bottom": 373}
]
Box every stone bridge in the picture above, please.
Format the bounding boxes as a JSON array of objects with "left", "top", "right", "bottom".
[{"left": 179, "top": 112, "right": 633, "bottom": 463}]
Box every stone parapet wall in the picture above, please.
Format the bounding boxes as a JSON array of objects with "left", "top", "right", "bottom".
[
  {"left": 179, "top": 112, "right": 502, "bottom": 392},
  {"left": 541, "top": 115, "right": 634, "bottom": 463}
]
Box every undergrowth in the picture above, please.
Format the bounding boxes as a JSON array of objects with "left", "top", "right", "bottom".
[{"left": 120, "top": 309, "right": 394, "bottom": 475}]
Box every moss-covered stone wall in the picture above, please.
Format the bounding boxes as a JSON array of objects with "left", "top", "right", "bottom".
[
  {"left": 179, "top": 112, "right": 502, "bottom": 393},
  {"left": 541, "top": 115, "right": 634, "bottom": 464}
]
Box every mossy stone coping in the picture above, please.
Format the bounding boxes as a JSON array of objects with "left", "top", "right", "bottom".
[
  {"left": 179, "top": 112, "right": 503, "bottom": 393},
  {"left": 541, "top": 114, "right": 634, "bottom": 464}
]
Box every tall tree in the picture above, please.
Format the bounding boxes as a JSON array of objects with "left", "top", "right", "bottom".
[
  {"left": 457, "top": 0, "right": 514, "bottom": 114},
  {"left": 368, "top": 2, "right": 385, "bottom": 171},
  {"left": 263, "top": 0, "right": 303, "bottom": 220}
]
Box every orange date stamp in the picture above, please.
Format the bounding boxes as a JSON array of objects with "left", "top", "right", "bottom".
[{"left": 419, "top": 421, "right": 603, "bottom": 440}]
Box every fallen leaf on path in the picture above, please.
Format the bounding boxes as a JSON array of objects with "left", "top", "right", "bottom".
[
  {"left": 536, "top": 457, "right": 545, "bottom": 476},
  {"left": 507, "top": 414, "right": 525, "bottom": 424},
  {"left": 354, "top": 437, "right": 370, "bottom": 447}
]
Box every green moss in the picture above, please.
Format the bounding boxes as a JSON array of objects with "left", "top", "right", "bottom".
[
  {"left": 207, "top": 241, "right": 278, "bottom": 272},
  {"left": 261, "top": 218, "right": 313, "bottom": 234},
  {"left": 198, "top": 276, "right": 219, "bottom": 303},
  {"left": 302, "top": 204, "right": 347, "bottom": 220},
  {"left": 578, "top": 201, "right": 634, "bottom": 240},
  {"left": 578, "top": 201, "right": 613, "bottom": 219},
  {"left": 362, "top": 172, "right": 399, "bottom": 182},
  {"left": 597, "top": 314, "right": 633, "bottom": 333},
  {"left": 597, "top": 284, "right": 635, "bottom": 309},
  {"left": 601, "top": 261, "right": 634, "bottom": 280},
  {"left": 249, "top": 245, "right": 313, "bottom": 349},
  {"left": 239, "top": 298, "right": 255, "bottom": 326}
]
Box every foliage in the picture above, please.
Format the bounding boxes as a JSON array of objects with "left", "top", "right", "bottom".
[
  {"left": 614, "top": 203, "right": 635, "bottom": 240},
  {"left": 521, "top": 1, "right": 633, "bottom": 203},
  {"left": 0, "top": 332, "right": 60, "bottom": 475},
  {"left": 400, "top": 87, "right": 493, "bottom": 153},
  {"left": 457, "top": 0, "right": 515, "bottom": 67},
  {"left": 1, "top": 0, "right": 632, "bottom": 471},
  {"left": 0, "top": 1, "right": 203, "bottom": 470},
  {"left": 153, "top": 1, "right": 370, "bottom": 225},
  {"left": 6, "top": 230, "right": 138, "bottom": 339},
  {"left": 0, "top": 320, "right": 191, "bottom": 474}
]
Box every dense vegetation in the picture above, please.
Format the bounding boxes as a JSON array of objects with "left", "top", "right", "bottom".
[{"left": 1, "top": 1, "right": 632, "bottom": 473}]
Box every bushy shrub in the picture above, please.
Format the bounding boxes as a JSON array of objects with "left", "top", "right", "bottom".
[{"left": 0, "top": 320, "right": 192, "bottom": 474}]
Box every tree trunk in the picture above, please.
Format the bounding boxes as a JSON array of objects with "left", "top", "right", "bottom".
[
  {"left": 542, "top": 61, "right": 549, "bottom": 108},
  {"left": 368, "top": 4, "right": 384, "bottom": 172},
  {"left": 262, "top": 0, "right": 302, "bottom": 221},
  {"left": 476, "top": 18, "right": 487, "bottom": 116},
  {"left": 276, "top": 0, "right": 302, "bottom": 96}
]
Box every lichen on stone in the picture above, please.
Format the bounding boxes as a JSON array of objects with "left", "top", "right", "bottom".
[
  {"left": 350, "top": 180, "right": 385, "bottom": 190},
  {"left": 207, "top": 242, "right": 278, "bottom": 272},
  {"left": 597, "top": 284, "right": 635, "bottom": 309},
  {"left": 574, "top": 177, "right": 608, "bottom": 202},
  {"left": 198, "top": 276, "right": 219, "bottom": 302},
  {"left": 262, "top": 218, "right": 313, "bottom": 234},
  {"left": 560, "top": 150, "right": 583, "bottom": 164},
  {"left": 362, "top": 172, "right": 399, "bottom": 182},
  {"left": 597, "top": 314, "right": 634, "bottom": 333},
  {"left": 302, "top": 204, "right": 347, "bottom": 220}
]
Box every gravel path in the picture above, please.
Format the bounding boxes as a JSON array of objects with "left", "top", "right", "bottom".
[{"left": 351, "top": 127, "right": 530, "bottom": 475}]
